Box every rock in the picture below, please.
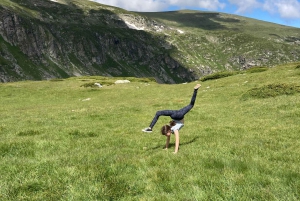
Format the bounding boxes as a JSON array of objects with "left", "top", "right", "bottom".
[
  {"left": 94, "top": 82, "right": 102, "bottom": 87},
  {"left": 114, "top": 80, "right": 130, "bottom": 84}
]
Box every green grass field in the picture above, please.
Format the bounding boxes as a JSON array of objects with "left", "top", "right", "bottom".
[{"left": 0, "top": 63, "right": 300, "bottom": 200}]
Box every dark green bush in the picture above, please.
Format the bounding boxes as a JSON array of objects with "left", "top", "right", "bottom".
[
  {"left": 296, "top": 65, "right": 300, "bottom": 69},
  {"left": 80, "top": 82, "right": 98, "bottom": 88},
  {"left": 80, "top": 82, "right": 114, "bottom": 88},
  {"left": 200, "top": 71, "right": 239, "bottom": 82},
  {"left": 242, "top": 83, "right": 300, "bottom": 99},
  {"left": 246, "top": 66, "right": 268, "bottom": 73}
]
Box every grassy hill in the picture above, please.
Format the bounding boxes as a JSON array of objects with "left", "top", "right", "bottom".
[
  {"left": 139, "top": 10, "right": 300, "bottom": 72},
  {"left": 0, "top": 62, "right": 299, "bottom": 200}
]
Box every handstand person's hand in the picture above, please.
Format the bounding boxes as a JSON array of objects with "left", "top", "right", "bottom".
[{"left": 194, "top": 84, "right": 201, "bottom": 89}]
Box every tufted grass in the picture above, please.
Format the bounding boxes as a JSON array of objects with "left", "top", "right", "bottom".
[
  {"left": 200, "top": 71, "right": 239, "bottom": 82},
  {"left": 242, "top": 83, "right": 300, "bottom": 100},
  {"left": 0, "top": 62, "right": 300, "bottom": 200},
  {"left": 200, "top": 67, "right": 269, "bottom": 82}
]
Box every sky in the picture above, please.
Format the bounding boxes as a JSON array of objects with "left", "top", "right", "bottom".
[{"left": 92, "top": 0, "right": 300, "bottom": 28}]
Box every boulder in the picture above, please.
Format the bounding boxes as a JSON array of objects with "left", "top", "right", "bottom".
[{"left": 115, "top": 80, "right": 130, "bottom": 84}]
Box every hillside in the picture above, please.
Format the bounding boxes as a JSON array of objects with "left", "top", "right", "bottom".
[
  {"left": 0, "top": 62, "right": 299, "bottom": 200},
  {"left": 0, "top": 0, "right": 195, "bottom": 83},
  {"left": 139, "top": 10, "right": 300, "bottom": 73},
  {"left": 0, "top": 0, "right": 300, "bottom": 83}
]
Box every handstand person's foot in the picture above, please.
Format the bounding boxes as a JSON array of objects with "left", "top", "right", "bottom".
[
  {"left": 194, "top": 84, "right": 201, "bottom": 90},
  {"left": 142, "top": 127, "right": 152, "bottom": 133}
]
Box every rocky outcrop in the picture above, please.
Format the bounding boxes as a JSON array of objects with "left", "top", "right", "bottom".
[{"left": 0, "top": 2, "right": 195, "bottom": 83}]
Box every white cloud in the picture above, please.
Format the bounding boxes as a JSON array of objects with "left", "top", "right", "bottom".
[
  {"left": 263, "top": 0, "right": 300, "bottom": 19},
  {"left": 92, "top": 0, "right": 300, "bottom": 24},
  {"left": 169, "top": 0, "right": 226, "bottom": 10},
  {"left": 262, "top": 0, "right": 276, "bottom": 13},
  {"left": 93, "top": 0, "right": 168, "bottom": 11},
  {"left": 228, "top": 0, "right": 261, "bottom": 13},
  {"left": 93, "top": 0, "right": 225, "bottom": 12},
  {"left": 229, "top": 0, "right": 300, "bottom": 21},
  {"left": 273, "top": 0, "right": 300, "bottom": 19}
]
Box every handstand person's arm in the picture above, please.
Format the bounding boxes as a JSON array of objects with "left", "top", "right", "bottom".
[
  {"left": 173, "top": 130, "right": 179, "bottom": 154},
  {"left": 164, "top": 136, "right": 170, "bottom": 150}
]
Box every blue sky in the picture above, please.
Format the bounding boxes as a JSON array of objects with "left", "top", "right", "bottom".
[{"left": 93, "top": 0, "right": 300, "bottom": 28}]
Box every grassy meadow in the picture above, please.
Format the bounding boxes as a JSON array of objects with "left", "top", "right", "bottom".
[{"left": 0, "top": 63, "right": 300, "bottom": 200}]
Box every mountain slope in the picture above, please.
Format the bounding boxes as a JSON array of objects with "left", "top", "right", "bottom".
[
  {"left": 0, "top": 0, "right": 194, "bottom": 83},
  {"left": 139, "top": 10, "right": 300, "bottom": 74},
  {"left": 0, "top": 0, "right": 299, "bottom": 83}
]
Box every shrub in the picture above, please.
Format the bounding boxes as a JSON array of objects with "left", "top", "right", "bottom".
[
  {"left": 246, "top": 66, "right": 268, "bottom": 73},
  {"left": 200, "top": 71, "right": 239, "bottom": 82},
  {"left": 242, "top": 83, "right": 300, "bottom": 99},
  {"left": 296, "top": 65, "right": 300, "bottom": 69},
  {"left": 80, "top": 82, "right": 114, "bottom": 88},
  {"left": 80, "top": 82, "right": 97, "bottom": 88}
]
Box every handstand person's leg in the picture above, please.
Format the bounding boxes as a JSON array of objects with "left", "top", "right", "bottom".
[
  {"left": 142, "top": 84, "right": 201, "bottom": 132},
  {"left": 171, "top": 84, "right": 201, "bottom": 119},
  {"left": 149, "top": 110, "right": 175, "bottom": 128},
  {"left": 190, "top": 84, "right": 201, "bottom": 106},
  {"left": 142, "top": 110, "right": 174, "bottom": 132}
]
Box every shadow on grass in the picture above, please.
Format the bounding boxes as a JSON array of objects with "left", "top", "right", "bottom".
[
  {"left": 149, "top": 136, "right": 199, "bottom": 150},
  {"left": 139, "top": 11, "right": 239, "bottom": 30}
]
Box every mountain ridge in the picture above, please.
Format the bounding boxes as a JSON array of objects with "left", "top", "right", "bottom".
[{"left": 0, "top": 0, "right": 299, "bottom": 83}]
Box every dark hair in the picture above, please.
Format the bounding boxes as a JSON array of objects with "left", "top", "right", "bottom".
[
  {"left": 161, "top": 121, "right": 176, "bottom": 135},
  {"left": 161, "top": 125, "right": 170, "bottom": 135}
]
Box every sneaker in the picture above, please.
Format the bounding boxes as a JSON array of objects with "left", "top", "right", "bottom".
[{"left": 142, "top": 127, "right": 152, "bottom": 133}]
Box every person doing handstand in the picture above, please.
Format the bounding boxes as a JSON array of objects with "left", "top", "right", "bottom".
[{"left": 142, "top": 84, "right": 201, "bottom": 153}]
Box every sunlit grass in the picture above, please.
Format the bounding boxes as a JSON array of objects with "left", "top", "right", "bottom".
[{"left": 0, "top": 63, "right": 300, "bottom": 200}]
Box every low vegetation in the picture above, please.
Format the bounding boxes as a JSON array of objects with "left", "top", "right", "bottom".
[
  {"left": 0, "top": 63, "right": 299, "bottom": 200},
  {"left": 79, "top": 76, "right": 156, "bottom": 87},
  {"left": 242, "top": 83, "right": 300, "bottom": 100},
  {"left": 200, "top": 71, "right": 239, "bottom": 81},
  {"left": 245, "top": 66, "right": 269, "bottom": 73},
  {"left": 200, "top": 67, "right": 269, "bottom": 82}
]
